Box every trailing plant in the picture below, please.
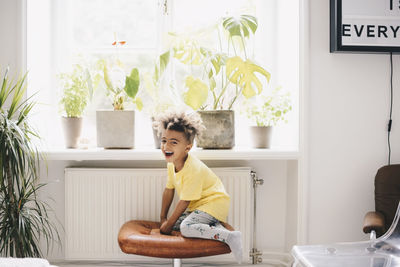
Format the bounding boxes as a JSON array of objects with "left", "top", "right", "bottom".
[
  {"left": 243, "top": 87, "right": 292, "bottom": 127},
  {"left": 96, "top": 38, "right": 142, "bottom": 111},
  {"left": 0, "top": 67, "right": 60, "bottom": 257},
  {"left": 169, "top": 14, "right": 271, "bottom": 110},
  {"left": 59, "top": 63, "right": 93, "bottom": 117}
]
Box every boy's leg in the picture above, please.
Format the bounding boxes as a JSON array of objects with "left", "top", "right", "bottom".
[
  {"left": 180, "top": 210, "right": 242, "bottom": 263},
  {"left": 179, "top": 210, "right": 229, "bottom": 241},
  {"left": 172, "top": 211, "right": 191, "bottom": 231}
]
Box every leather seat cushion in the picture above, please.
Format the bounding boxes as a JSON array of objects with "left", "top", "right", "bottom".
[{"left": 118, "top": 220, "right": 232, "bottom": 258}]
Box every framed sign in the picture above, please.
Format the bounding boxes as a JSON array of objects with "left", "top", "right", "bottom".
[{"left": 330, "top": 0, "right": 400, "bottom": 53}]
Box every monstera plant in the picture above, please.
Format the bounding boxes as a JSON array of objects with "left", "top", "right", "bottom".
[
  {"left": 172, "top": 15, "right": 270, "bottom": 110},
  {"left": 169, "top": 15, "right": 271, "bottom": 148}
]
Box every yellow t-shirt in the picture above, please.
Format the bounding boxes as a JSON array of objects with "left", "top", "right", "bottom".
[{"left": 166, "top": 154, "right": 230, "bottom": 222}]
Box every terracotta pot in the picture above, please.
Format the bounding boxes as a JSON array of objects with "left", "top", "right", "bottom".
[
  {"left": 61, "top": 116, "right": 83, "bottom": 149},
  {"left": 250, "top": 126, "right": 273, "bottom": 148},
  {"left": 96, "top": 110, "right": 135, "bottom": 149},
  {"left": 196, "top": 110, "right": 235, "bottom": 149}
]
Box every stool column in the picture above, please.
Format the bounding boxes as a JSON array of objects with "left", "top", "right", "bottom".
[{"left": 173, "top": 258, "right": 182, "bottom": 267}]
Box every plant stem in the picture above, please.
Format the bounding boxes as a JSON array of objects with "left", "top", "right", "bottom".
[
  {"left": 199, "top": 53, "right": 217, "bottom": 105},
  {"left": 217, "top": 25, "right": 223, "bottom": 52},
  {"left": 214, "top": 81, "right": 230, "bottom": 109},
  {"left": 230, "top": 36, "right": 238, "bottom": 56},
  {"left": 217, "top": 27, "right": 225, "bottom": 92},
  {"left": 228, "top": 86, "right": 243, "bottom": 110},
  {"left": 240, "top": 36, "right": 247, "bottom": 59},
  {"left": 5, "top": 155, "right": 16, "bottom": 211}
]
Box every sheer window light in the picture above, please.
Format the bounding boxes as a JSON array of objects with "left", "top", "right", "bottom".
[{"left": 27, "top": 0, "right": 299, "bottom": 149}]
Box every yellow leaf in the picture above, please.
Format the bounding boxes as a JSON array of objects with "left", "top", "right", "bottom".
[
  {"left": 226, "top": 56, "right": 271, "bottom": 98},
  {"left": 143, "top": 72, "right": 156, "bottom": 98},
  {"left": 183, "top": 76, "right": 208, "bottom": 110},
  {"left": 134, "top": 97, "right": 143, "bottom": 111},
  {"left": 173, "top": 41, "right": 204, "bottom": 66}
]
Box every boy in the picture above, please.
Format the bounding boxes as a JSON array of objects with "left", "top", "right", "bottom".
[{"left": 153, "top": 110, "right": 243, "bottom": 263}]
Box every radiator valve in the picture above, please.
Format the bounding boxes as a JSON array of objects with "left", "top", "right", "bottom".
[
  {"left": 251, "top": 171, "right": 264, "bottom": 187},
  {"left": 250, "top": 248, "right": 263, "bottom": 264}
]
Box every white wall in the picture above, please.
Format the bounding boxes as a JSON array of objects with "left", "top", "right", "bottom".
[
  {"left": 306, "top": 0, "right": 400, "bottom": 244},
  {"left": 0, "top": 0, "right": 24, "bottom": 73}
]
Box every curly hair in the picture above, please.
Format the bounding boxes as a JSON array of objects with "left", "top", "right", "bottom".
[{"left": 152, "top": 109, "right": 205, "bottom": 144}]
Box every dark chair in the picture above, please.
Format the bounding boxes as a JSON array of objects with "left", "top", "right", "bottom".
[
  {"left": 291, "top": 166, "right": 400, "bottom": 267},
  {"left": 363, "top": 165, "right": 400, "bottom": 238}
]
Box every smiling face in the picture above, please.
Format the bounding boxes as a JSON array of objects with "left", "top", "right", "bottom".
[{"left": 161, "top": 129, "right": 193, "bottom": 171}]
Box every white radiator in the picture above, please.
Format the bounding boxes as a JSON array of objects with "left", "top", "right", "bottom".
[{"left": 65, "top": 167, "right": 253, "bottom": 261}]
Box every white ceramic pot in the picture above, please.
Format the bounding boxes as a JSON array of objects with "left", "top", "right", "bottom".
[
  {"left": 96, "top": 110, "right": 135, "bottom": 149},
  {"left": 61, "top": 116, "right": 83, "bottom": 149},
  {"left": 250, "top": 126, "right": 273, "bottom": 148}
]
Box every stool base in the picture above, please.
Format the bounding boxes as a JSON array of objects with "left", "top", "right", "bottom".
[{"left": 173, "top": 258, "right": 181, "bottom": 267}]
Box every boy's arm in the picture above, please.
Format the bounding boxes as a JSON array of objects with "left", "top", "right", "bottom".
[
  {"left": 160, "top": 188, "right": 175, "bottom": 224},
  {"left": 160, "top": 200, "right": 190, "bottom": 234}
]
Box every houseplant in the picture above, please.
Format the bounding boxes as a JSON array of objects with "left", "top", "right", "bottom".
[
  {"left": 95, "top": 39, "right": 142, "bottom": 148},
  {"left": 243, "top": 87, "right": 291, "bottom": 148},
  {"left": 0, "top": 67, "right": 60, "bottom": 257},
  {"left": 142, "top": 51, "right": 177, "bottom": 148},
  {"left": 58, "top": 63, "right": 93, "bottom": 148},
  {"left": 170, "top": 15, "right": 271, "bottom": 148}
]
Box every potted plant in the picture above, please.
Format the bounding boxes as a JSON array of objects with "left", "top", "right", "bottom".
[
  {"left": 0, "top": 67, "right": 60, "bottom": 257},
  {"left": 58, "top": 63, "right": 93, "bottom": 148},
  {"left": 142, "top": 51, "right": 175, "bottom": 148},
  {"left": 95, "top": 39, "right": 142, "bottom": 149},
  {"left": 243, "top": 87, "right": 292, "bottom": 148},
  {"left": 169, "top": 15, "right": 271, "bottom": 149}
]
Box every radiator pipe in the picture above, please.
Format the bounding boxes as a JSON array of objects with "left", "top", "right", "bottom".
[{"left": 250, "top": 171, "right": 263, "bottom": 264}]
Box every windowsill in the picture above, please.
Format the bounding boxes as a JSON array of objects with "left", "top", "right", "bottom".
[{"left": 42, "top": 146, "right": 299, "bottom": 161}]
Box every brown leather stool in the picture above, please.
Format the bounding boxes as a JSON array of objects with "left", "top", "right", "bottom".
[{"left": 118, "top": 220, "right": 232, "bottom": 267}]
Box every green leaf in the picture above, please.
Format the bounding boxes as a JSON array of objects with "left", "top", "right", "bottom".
[
  {"left": 241, "top": 15, "right": 258, "bottom": 34},
  {"left": 222, "top": 15, "right": 258, "bottom": 38},
  {"left": 210, "top": 53, "right": 227, "bottom": 76},
  {"left": 102, "top": 63, "right": 115, "bottom": 93},
  {"left": 183, "top": 76, "right": 209, "bottom": 110},
  {"left": 0, "top": 67, "right": 11, "bottom": 109},
  {"left": 124, "top": 68, "right": 140, "bottom": 99},
  {"left": 58, "top": 64, "right": 91, "bottom": 117},
  {"left": 226, "top": 56, "right": 271, "bottom": 98},
  {"left": 154, "top": 51, "right": 170, "bottom": 83},
  {"left": 133, "top": 97, "right": 143, "bottom": 111},
  {"left": 159, "top": 51, "right": 170, "bottom": 77},
  {"left": 85, "top": 68, "right": 93, "bottom": 101},
  {"left": 243, "top": 86, "right": 292, "bottom": 126}
]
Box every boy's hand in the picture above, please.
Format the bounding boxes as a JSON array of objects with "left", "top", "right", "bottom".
[
  {"left": 160, "top": 220, "right": 173, "bottom": 235},
  {"left": 160, "top": 217, "right": 167, "bottom": 225}
]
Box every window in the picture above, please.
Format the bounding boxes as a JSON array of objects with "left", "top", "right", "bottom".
[{"left": 27, "top": 0, "right": 299, "bottom": 149}]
